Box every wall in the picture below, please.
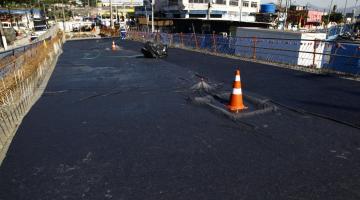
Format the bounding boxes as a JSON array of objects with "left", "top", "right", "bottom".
[
  {"left": 235, "top": 27, "right": 327, "bottom": 67},
  {"left": 0, "top": 30, "right": 64, "bottom": 165}
]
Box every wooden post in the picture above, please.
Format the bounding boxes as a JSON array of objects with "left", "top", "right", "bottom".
[
  {"left": 170, "top": 33, "right": 173, "bottom": 47},
  {"left": 156, "top": 32, "right": 160, "bottom": 42},
  {"left": 212, "top": 31, "right": 217, "bottom": 53},
  {"left": 312, "top": 39, "right": 319, "bottom": 67},
  {"left": 180, "top": 32, "right": 184, "bottom": 48},
  {"left": 193, "top": 33, "right": 199, "bottom": 49},
  {"left": 252, "top": 36, "right": 257, "bottom": 60}
]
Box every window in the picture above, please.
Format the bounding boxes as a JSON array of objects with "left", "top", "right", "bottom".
[
  {"left": 189, "top": 0, "right": 210, "bottom": 3},
  {"left": 210, "top": 14, "right": 222, "bottom": 18},
  {"left": 215, "top": 0, "right": 226, "bottom": 4},
  {"left": 229, "top": 0, "right": 239, "bottom": 6},
  {"left": 251, "top": 2, "right": 258, "bottom": 8},
  {"left": 243, "top": 1, "right": 249, "bottom": 7},
  {"left": 189, "top": 14, "right": 206, "bottom": 18}
]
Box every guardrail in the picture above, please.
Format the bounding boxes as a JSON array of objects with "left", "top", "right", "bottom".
[{"left": 126, "top": 30, "right": 360, "bottom": 75}]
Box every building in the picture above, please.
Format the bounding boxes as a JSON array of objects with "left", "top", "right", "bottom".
[
  {"left": 97, "top": 0, "right": 148, "bottom": 20},
  {"left": 287, "top": 8, "right": 325, "bottom": 30},
  {"left": 158, "top": 0, "right": 260, "bottom": 22}
]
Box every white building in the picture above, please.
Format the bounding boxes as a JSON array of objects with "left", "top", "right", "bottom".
[{"left": 158, "top": 0, "right": 260, "bottom": 22}]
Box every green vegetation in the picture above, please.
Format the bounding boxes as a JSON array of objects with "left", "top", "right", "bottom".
[{"left": 322, "top": 12, "right": 344, "bottom": 24}]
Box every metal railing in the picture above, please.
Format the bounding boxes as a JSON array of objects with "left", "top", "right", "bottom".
[{"left": 126, "top": 30, "right": 360, "bottom": 75}]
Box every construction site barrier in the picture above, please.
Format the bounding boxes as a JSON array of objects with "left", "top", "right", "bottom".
[
  {"left": 0, "top": 29, "right": 65, "bottom": 165},
  {"left": 100, "top": 26, "right": 120, "bottom": 37},
  {"left": 126, "top": 30, "right": 360, "bottom": 75}
]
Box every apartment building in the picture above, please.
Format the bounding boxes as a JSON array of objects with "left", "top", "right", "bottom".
[{"left": 158, "top": 0, "right": 260, "bottom": 22}]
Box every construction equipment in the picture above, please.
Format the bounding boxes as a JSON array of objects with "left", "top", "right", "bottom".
[{"left": 141, "top": 41, "right": 168, "bottom": 58}]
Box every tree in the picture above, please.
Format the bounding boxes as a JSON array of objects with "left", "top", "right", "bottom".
[{"left": 322, "top": 12, "right": 343, "bottom": 24}]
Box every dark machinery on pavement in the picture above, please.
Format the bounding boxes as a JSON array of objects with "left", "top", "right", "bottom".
[{"left": 141, "top": 41, "right": 168, "bottom": 58}]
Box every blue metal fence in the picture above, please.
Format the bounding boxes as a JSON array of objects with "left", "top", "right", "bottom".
[{"left": 127, "top": 31, "right": 360, "bottom": 75}]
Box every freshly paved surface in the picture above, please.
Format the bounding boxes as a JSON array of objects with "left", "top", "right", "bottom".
[{"left": 0, "top": 39, "right": 359, "bottom": 200}]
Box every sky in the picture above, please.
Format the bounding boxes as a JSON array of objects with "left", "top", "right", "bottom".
[{"left": 262, "top": 0, "right": 359, "bottom": 9}]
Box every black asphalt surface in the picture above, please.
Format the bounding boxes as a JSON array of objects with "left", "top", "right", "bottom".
[{"left": 0, "top": 39, "right": 360, "bottom": 200}]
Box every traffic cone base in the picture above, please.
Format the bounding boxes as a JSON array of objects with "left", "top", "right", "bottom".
[{"left": 228, "top": 70, "right": 246, "bottom": 112}]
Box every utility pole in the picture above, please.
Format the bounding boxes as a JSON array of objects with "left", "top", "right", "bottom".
[
  {"left": 239, "top": 0, "right": 243, "bottom": 22},
  {"left": 116, "top": 5, "right": 119, "bottom": 23},
  {"left": 53, "top": 4, "right": 57, "bottom": 23},
  {"left": 42, "top": 1, "right": 49, "bottom": 27},
  {"left": 61, "top": 0, "right": 66, "bottom": 31},
  {"left": 327, "top": 0, "right": 333, "bottom": 27},
  {"left": 110, "top": 0, "right": 114, "bottom": 29},
  {"left": 87, "top": 0, "right": 90, "bottom": 17},
  {"left": 145, "top": 4, "right": 149, "bottom": 32},
  {"left": 283, "top": 0, "right": 288, "bottom": 30},
  {"left": 207, "top": 1, "right": 211, "bottom": 20},
  {"left": 353, "top": 0, "right": 359, "bottom": 23},
  {"left": 0, "top": 22, "right": 8, "bottom": 50},
  {"left": 123, "top": 3, "right": 126, "bottom": 21},
  {"left": 344, "top": 0, "right": 348, "bottom": 15},
  {"left": 151, "top": 0, "right": 155, "bottom": 32}
]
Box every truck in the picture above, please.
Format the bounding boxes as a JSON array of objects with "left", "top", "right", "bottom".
[{"left": 30, "top": 19, "right": 48, "bottom": 41}]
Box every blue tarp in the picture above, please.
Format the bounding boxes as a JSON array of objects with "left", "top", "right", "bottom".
[{"left": 324, "top": 43, "right": 360, "bottom": 74}]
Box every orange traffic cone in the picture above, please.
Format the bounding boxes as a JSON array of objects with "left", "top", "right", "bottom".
[
  {"left": 228, "top": 70, "right": 246, "bottom": 112},
  {"left": 112, "top": 40, "right": 116, "bottom": 51}
]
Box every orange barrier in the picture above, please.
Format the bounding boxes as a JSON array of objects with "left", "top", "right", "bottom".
[
  {"left": 228, "top": 70, "right": 247, "bottom": 112},
  {"left": 100, "top": 27, "right": 119, "bottom": 37}
]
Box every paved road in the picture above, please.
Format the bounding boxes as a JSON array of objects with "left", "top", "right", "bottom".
[{"left": 0, "top": 39, "right": 359, "bottom": 200}]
